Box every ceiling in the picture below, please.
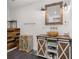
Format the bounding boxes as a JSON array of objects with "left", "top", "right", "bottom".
[
  {"left": 7, "top": 0, "right": 40, "bottom": 8},
  {"left": 7, "top": 0, "right": 63, "bottom": 9}
]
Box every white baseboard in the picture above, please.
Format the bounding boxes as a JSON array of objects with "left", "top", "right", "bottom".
[{"left": 7, "top": 47, "right": 17, "bottom": 53}]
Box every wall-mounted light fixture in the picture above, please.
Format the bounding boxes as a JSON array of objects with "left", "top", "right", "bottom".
[
  {"left": 41, "top": 5, "right": 46, "bottom": 11},
  {"left": 64, "top": 2, "right": 67, "bottom": 8},
  {"left": 63, "top": 0, "right": 71, "bottom": 13},
  {"left": 41, "top": 7, "right": 45, "bottom": 11}
]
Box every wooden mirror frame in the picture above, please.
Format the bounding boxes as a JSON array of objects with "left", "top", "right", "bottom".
[{"left": 45, "top": 2, "right": 63, "bottom": 25}]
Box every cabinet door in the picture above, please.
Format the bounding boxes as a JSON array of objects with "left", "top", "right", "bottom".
[
  {"left": 58, "top": 41, "right": 70, "bottom": 59},
  {"left": 37, "top": 39, "right": 46, "bottom": 57}
]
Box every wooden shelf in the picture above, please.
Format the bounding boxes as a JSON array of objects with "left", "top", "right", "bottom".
[
  {"left": 7, "top": 39, "right": 15, "bottom": 43},
  {"left": 47, "top": 49, "right": 57, "bottom": 54},
  {"left": 7, "top": 28, "right": 20, "bottom": 50}
]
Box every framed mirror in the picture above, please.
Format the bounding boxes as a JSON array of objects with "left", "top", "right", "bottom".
[{"left": 45, "top": 2, "right": 63, "bottom": 25}]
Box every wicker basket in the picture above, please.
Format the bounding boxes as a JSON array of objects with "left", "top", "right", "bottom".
[{"left": 47, "top": 31, "right": 59, "bottom": 37}]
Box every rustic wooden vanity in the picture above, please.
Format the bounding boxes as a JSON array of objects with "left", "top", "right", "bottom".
[{"left": 37, "top": 34, "right": 72, "bottom": 59}]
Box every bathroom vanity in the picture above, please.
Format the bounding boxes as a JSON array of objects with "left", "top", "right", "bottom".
[{"left": 37, "top": 34, "right": 72, "bottom": 59}]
